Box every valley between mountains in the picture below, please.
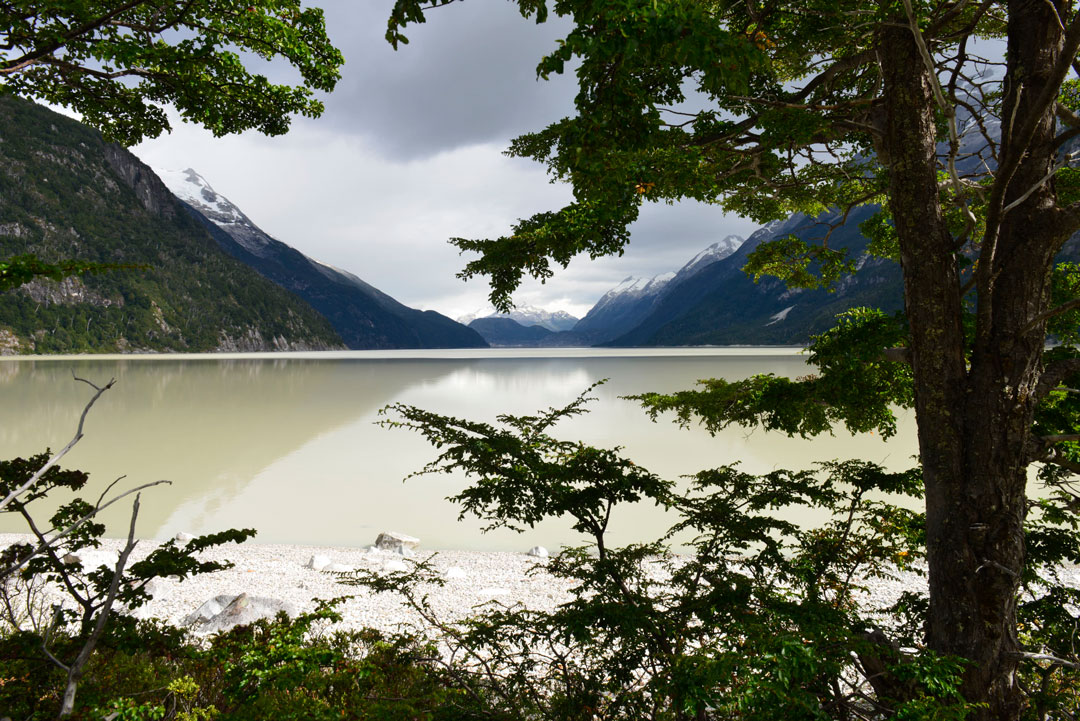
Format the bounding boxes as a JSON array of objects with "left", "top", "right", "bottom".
[{"left": 0, "top": 96, "right": 910, "bottom": 353}]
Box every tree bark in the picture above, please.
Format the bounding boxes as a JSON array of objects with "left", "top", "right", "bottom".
[{"left": 881, "top": 2, "right": 1075, "bottom": 718}]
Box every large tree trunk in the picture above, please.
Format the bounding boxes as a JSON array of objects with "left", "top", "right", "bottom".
[{"left": 881, "top": 2, "right": 1072, "bottom": 718}]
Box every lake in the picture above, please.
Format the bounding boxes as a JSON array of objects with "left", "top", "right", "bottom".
[{"left": 0, "top": 349, "right": 918, "bottom": 551}]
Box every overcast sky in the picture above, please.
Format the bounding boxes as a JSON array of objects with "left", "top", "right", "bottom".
[{"left": 132, "top": 1, "right": 760, "bottom": 320}]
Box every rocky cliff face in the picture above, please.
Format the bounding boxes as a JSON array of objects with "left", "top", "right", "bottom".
[{"left": 102, "top": 143, "right": 178, "bottom": 221}]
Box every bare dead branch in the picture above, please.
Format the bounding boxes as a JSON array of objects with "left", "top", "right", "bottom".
[
  {"left": 1024, "top": 296, "right": 1080, "bottom": 334},
  {"left": 1039, "top": 434, "right": 1080, "bottom": 444},
  {"left": 0, "top": 376, "right": 115, "bottom": 513},
  {"left": 1002, "top": 152, "right": 1079, "bottom": 216},
  {"left": 1015, "top": 651, "right": 1080, "bottom": 669},
  {"left": 1, "top": 479, "right": 170, "bottom": 580}
]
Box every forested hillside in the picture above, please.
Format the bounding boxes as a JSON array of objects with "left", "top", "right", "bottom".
[{"left": 0, "top": 97, "right": 344, "bottom": 353}]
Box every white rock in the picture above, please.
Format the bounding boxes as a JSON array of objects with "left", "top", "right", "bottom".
[
  {"left": 443, "top": 566, "right": 467, "bottom": 580},
  {"left": 527, "top": 546, "right": 549, "bottom": 558},
  {"left": 305, "top": 554, "right": 332, "bottom": 571},
  {"left": 61, "top": 549, "right": 119, "bottom": 571},
  {"left": 174, "top": 532, "right": 195, "bottom": 543},
  {"left": 184, "top": 594, "right": 236, "bottom": 625},
  {"left": 374, "top": 531, "right": 420, "bottom": 555},
  {"left": 195, "top": 593, "right": 297, "bottom": 634},
  {"left": 382, "top": 559, "right": 408, "bottom": 574}
]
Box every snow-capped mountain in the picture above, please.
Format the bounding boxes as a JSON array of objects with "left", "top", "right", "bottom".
[
  {"left": 674, "top": 235, "right": 744, "bottom": 281},
  {"left": 155, "top": 168, "right": 272, "bottom": 257},
  {"left": 457, "top": 303, "right": 579, "bottom": 332},
  {"left": 572, "top": 234, "right": 745, "bottom": 343},
  {"left": 155, "top": 167, "right": 486, "bottom": 350}
]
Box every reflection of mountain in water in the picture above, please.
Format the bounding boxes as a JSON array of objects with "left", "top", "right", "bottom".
[{"left": 0, "top": 357, "right": 458, "bottom": 537}]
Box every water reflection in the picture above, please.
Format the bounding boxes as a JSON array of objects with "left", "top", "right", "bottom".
[{"left": 0, "top": 351, "right": 918, "bottom": 550}]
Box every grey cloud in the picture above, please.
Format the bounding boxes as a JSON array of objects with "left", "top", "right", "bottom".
[{"left": 302, "top": 0, "right": 577, "bottom": 160}]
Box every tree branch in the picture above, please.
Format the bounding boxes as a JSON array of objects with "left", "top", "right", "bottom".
[
  {"left": 1, "top": 479, "right": 170, "bottom": 580},
  {"left": 58, "top": 494, "right": 141, "bottom": 717},
  {"left": 1039, "top": 434, "right": 1080, "bottom": 444},
  {"left": 1014, "top": 651, "right": 1080, "bottom": 670},
  {"left": 0, "top": 0, "right": 148, "bottom": 74},
  {"left": 0, "top": 375, "right": 115, "bottom": 513}
]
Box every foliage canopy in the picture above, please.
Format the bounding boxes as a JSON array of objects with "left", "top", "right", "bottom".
[{"left": 0, "top": 0, "right": 343, "bottom": 146}]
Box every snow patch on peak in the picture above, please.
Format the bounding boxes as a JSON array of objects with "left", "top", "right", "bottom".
[
  {"left": 153, "top": 166, "right": 270, "bottom": 254},
  {"left": 678, "top": 235, "right": 744, "bottom": 278},
  {"left": 155, "top": 168, "right": 244, "bottom": 224},
  {"left": 602, "top": 272, "right": 675, "bottom": 301}
]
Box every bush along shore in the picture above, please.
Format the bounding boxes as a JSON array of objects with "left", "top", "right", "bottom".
[{"left": 1, "top": 529, "right": 946, "bottom": 720}]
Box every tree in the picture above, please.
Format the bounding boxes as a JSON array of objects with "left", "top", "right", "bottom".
[
  {"left": 0, "top": 0, "right": 343, "bottom": 146},
  {"left": 388, "top": 1, "right": 1080, "bottom": 718}
]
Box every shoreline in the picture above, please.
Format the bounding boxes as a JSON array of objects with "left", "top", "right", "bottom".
[
  {"left": 1, "top": 533, "right": 941, "bottom": 637},
  {"left": 1, "top": 534, "right": 574, "bottom": 636}
]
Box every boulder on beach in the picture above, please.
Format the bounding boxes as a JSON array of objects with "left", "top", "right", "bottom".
[
  {"left": 527, "top": 546, "right": 549, "bottom": 558},
  {"left": 62, "top": 548, "right": 119, "bottom": 571},
  {"left": 374, "top": 531, "right": 420, "bottom": 555},
  {"left": 305, "top": 554, "right": 332, "bottom": 571},
  {"left": 185, "top": 593, "right": 297, "bottom": 634}
]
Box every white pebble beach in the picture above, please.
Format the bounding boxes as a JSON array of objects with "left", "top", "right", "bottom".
[
  {"left": 2, "top": 533, "right": 577, "bottom": 636},
  {"left": 13, "top": 532, "right": 1074, "bottom": 640}
]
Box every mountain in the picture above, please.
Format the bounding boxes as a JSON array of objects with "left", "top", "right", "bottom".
[
  {"left": 467, "top": 317, "right": 555, "bottom": 346},
  {"left": 458, "top": 304, "right": 579, "bottom": 332},
  {"left": 605, "top": 206, "right": 904, "bottom": 346},
  {"left": 0, "top": 97, "right": 343, "bottom": 354},
  {"left": 155, "top": 168, "right": 487, "bottom": 350},
  {"left": 573, "top": 234, "right": 745, "bottom": 344}
]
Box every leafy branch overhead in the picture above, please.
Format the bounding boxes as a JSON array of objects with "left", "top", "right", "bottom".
[
  {"left": 631, "top": 308, "right": 913, "bottom": 439},
  {"left": 0, "top": 254, "right": 145, "bottom": 294},
  {"left": 0, "top": 0, "right": 344, "bottom": 145}
]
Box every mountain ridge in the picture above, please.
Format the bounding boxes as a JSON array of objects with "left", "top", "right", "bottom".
[
  {"left": 156, "top": 167, "right": 488, "bottom": 350},
  {"left": 0, "top": 97, "right": 344, "bottom": 354}
]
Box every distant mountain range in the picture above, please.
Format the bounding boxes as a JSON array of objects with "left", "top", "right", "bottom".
[
  {"left": 463, "top": 213, "right": 908, "bottom": 349},
  {"left": 2, "top": 97, "right": 1016, "bottom": 354},
  {"left": 604, "top": 207, "right": 904, "bottom": 346},
  {"left": 467, "top": 317, "right": 555, "bottom": 346},
  {"left": 573, "top": 234, "right": 745, "bottom": 344},
  {"left": 156, "top": 168, "right": 486, "bottom": 350},
  {"left": 458, "top": 304, "right": 580, "bottom": 332}
]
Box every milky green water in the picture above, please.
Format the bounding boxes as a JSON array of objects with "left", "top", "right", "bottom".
[{"left": 0, "top": 349, "right": 917, "bottom": 551}]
